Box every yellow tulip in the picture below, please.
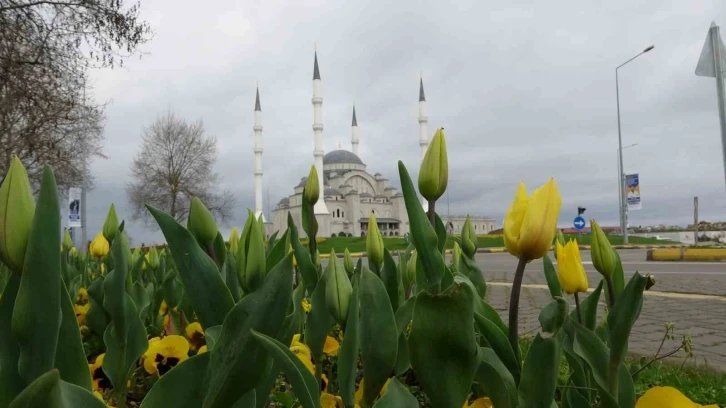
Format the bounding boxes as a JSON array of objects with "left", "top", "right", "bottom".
[
  {"left": 635, "top": 386, "right": 718, "bottom": 408},
  {"left": 556, "top": 240, "right": 588, "bottom": 294},
  {"left": 503, "top": 179, "right": 562, "bottom": 260},
  {"left": 89, "top": 233, "right": 110, "bottom": 258}
]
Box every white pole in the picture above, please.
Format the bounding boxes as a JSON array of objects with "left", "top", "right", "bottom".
[{"left": 711, "top": 24, "right": 726, "bottom": 189}]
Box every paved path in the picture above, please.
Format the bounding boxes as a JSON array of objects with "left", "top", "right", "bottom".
[{"left": 476, "top": 250, "right": 726, "bottom": 371}]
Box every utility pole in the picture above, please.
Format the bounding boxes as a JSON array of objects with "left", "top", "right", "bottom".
[{"left": 694, "top": 196, "right": 699, "bottom": 246}]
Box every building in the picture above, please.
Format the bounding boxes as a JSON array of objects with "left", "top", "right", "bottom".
[
  {"left": 256, "top": 51, "right": 496, "bottom": 238},
  {"left": 444, "top": 216, "right": 497, "bottom": 235}
]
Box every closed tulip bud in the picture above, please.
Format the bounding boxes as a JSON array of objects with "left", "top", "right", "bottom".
[
  {"left": 228, "top": 227, "right": 240, "bottom": 255},
  {"left": 131, "top": 247, "right": 141, "bottom": 269},
  {"left": 102, "top": 203, "right": 119, "bottom": 243},
  {"left": 325, "top": 249, "right": 352, "bottom": 325},
  {"left": 418, "top": 128, "right": 448, "bottom": 202},
  {"left": 242, "top": 212, "right": 266, "bottom": 292},
  {"left": 0, "top": 156, "right": 35, "bottom": 273},
  {"left": 257, "top": 214, "right": 266, "bottom": 241},
  {"left": 147, "top": 247, "right": 160, "bottom": 270},
  {"left": 452, "top": 241, "right": 462, "bottom": 271},
  {"left": 288, "top": 244, "right": 298, "bottom": 268},
  {"left": 556, "top": 240, "right": 588, "bottom": 294},
  {"left": 461, "top": 215, "right": 477, "bottom": 258},
  {"left": 89, "top": 232, "right": 110, "bottom": 258},
  {"left": 503, "top": 179, "right": 562, "bottom": 261},
  {"left": 188, "top": 197, "right": 219, "bottom": 246},
  {"left": 366, "top": 212, "right": 384, "bottom": 270},
  {"left": 554, "top": 229, "right": 566, "bottom": 260},
  {"left": 407, "top": 250, "right": 418, "bottom": 284},
  {"left": 303, "top": 166, "right": 320, "bottom": 206},
  {"left": 313, "top": 249, "right": 321, "bottom": 270},
  {"left": 62, "top": 229, "right": 74, "bottom": 251},
  {"left": 343, "top": 248, "right": 354, "bottom": 276},
  {"left": 590, "top": 219, "right": 617, "bottom": 278}
]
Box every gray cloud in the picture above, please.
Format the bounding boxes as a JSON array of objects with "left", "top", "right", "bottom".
[{"left": 82, "top": 0, "right": 726, "bottom": 244}]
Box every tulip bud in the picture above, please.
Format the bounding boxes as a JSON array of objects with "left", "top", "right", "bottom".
[
  {"left": 645, "top": 275, "right": 656, "bottom": 290},
  {"left": 407, "top": 250, "right": 418, "bottom": 285},
  {"left": 131, "top": 247, "right": 141, "bottom": 269},
  {"left": 188, "top": 197, "right": 219, "bottom": 246},
  {"left": 257, "top": 214, "right": 266, "bottom": 241},
  {"left": 243, "top": 212, "right": 266, "bottom": 292},
  {"left": 461, "top": 215, "right": 477, "bottom": 258},
  {"left": 89, "top": 232, "right": 110, "bottom": 258},
  {"left": 288, "top": 244, "right": 298, "bottom": 268},
  {"left": 418, "top": 128, "right": 448, "bottom": 202},
  {"left": 325, "top": 249, "right": 352, "bottom": 325},
  {"left": 452, "top": 241, "right": 462, "bottom": 270},
  {"left": 228, "top": 227, "right": 240, "bottom": 255},
  {"left": 343, "top": 248, "right": 354, "bottom": 276},
  {"left": 0, "top": 156, "right": 35, "bottom": 273},
  {"left": 554, "top": 229, "right": 566, "bottom": 260},
  {"left": 62, "top": 229, "right": 74, "bottom": 251},
  {"left": 146, "top": 247, "right": 160, "bottom": 270},
  {"left": 556, "top": 240, "right": 589, "bottom": 294},
  {"left": 590, "top": 220, "right": 616, "bottom": 278},
  {"left": 102, "top": 203, "right": 119, "bottom": 243},
  {"left": 303, "top": 165, "right": 320, "bottom": 206},
  {"left": 503, "top": 179, "right": 562, "bottom": 261},
  {"left": 366, "top": 212, "right": 384, "bottom": 270},
  {"left": 313, "top": 249, "right": 321, "bottom": 270}
]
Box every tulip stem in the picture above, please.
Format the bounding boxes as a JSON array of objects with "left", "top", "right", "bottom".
[
  {"left": 427, "top": 200, "right": 436, "bottom": 226},
  {"left": 574, "top": 293, "right": 583, "bottom": 324},
  {"left": 308, "top": 211, "right": 317, "bottom": 257},
  {"left": 206, "top": 243, "right": 218, "bottom": 264},
  {"left": 508, "top": 257, "right": 528, "bottom": 362},
  {"left": 605, "top": 276, "right": 616, "bottom": 308}
]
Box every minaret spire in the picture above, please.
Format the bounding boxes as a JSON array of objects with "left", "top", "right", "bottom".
[
  {"left": 418, "top": 74, "right": 430, "bottom": 210},
  {"left": 312, "top": 49, "right": 328, "bottom": 214},
  {"left": 253, "top": 85, "right": 265, "bottom": 221},
  {"left": 351, "top": 105, "right": 360, "bottom": 156}
]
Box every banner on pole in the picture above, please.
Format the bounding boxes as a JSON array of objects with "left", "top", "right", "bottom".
[
  {"left": 626, "top": 174, "right": 642, "bottom": 210},
  {"left": 68, "top": 187, "right": 82, "bottom": 227}
]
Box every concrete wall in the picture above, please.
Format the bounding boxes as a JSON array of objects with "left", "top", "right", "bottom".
[{"left": 631, "top": 231, "right": 726, "bottom": 244}]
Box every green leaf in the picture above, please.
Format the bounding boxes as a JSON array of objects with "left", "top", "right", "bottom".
[
  {"left": 288, "top": 213, "right": 318, "bottom": 295},
  {"left": 129, "top": 281, "right": 151, "bottom": 322},
  {"left": 147, "top": 204, "right": 234, "bottom": 328},
  {"left": 8, "top": 369, "right": 106, "bottom": 408},
  {"left": 55, "top": 278, "right": 92, "bottom": 390},
  {"left": 608, "top": 272, "right": 647, "bottom": 368},
  {"left": 203, "top": 254, "right": 294, "bottom": 408},
  {"left": 244, "top": 214, "right": 267, "bottom": 292},
  {"left": 518, "top": 333, "right": 561, "bottom": 408},
  {"left": 612, "top": 251, "right": 625, "bottom": 297},
  {"left": 408, "top": 283, "right": 478, "bottom": 408},
  {"left": 205, "top": 325, "right": 222, "bottom": 351},
  {"left": 455, "top": 273, "right": 508, "bottom": 334},
  {"left": 304, "top": 271, "right": 334, "bottom": 384},
  {"left": 473, "top": 312, "right": 520, "bottom": 384},
  {"left": 572, "top": 280, "right": 602, "bottom": 331},
  {"left": 538, "top": 296, "right": 568, "bottom": 333},
  {"left": 372, "top": 377, "right": 418, "bottom": 408},
  {"left": 0, "top": 275, "right": 23, "bottom": 406},
  {"left": 11, "top": 166, "right": 61, "bottom": 384},
  {"left": 359, "top": 268, "right": 398, "bottom": 407},
  {"left": 560, "top": 324, "right": 591, "bottom": 403},
  {"left": 380, "top": 249, "right": 400, "bottom": 311},
  {"left": 161, "top": 270, "right": 183, "bottom": 308},
  {"left": 542, "top": 255, "right": 562, "bottom": 298},
  {"left": 564, "top": 388, "right": 592, "bottom": 408},
  {"left": 397, "top": 161, "right": 445, "bottom": 292},
  {"left": 433, "top": 213, "right": 447, "bottom": 254},
  {"left": 222, "top": 254, "right": 241, "bottom": 303},
  {"left": 338, "top": 281, "right": 360, "bottom": 408},
  {"left": 266, "top": 229, "right": 290, "bottom": 274},
  {"left": 571, "top": 321, "right": 618, "bottom": 408},
  {"left": 140, "top": 353, "right": 211, "bottom": 408},
  {"left": 251, "top": 330, "right": 321, "bottom": 408},
  {"left": 212, "top": 231, "right": 228, "bottom": 269},
  {"left": 617, "top": 363, "right": 636, "bottom": 408},
  {"left": 459, "top": 255, "right": 487, "bottom": 300},
  {"left": 474, "top": 347, "right": 518, "bottom": 408}
]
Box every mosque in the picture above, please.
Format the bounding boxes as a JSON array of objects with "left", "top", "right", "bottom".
[{"left": 250, "top": 51, "right": 496, "bottom": 238}]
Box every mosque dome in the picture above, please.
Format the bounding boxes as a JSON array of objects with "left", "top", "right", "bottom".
[{"left": 323, "top": 150, "right": 364, "bottom": 165}]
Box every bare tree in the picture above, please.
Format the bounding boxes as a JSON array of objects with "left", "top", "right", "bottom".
[{"left": 127, "top": 112, "right": 235, "bottom": 228}]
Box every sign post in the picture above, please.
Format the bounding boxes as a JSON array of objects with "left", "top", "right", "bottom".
[{"left": 68, "top": 187, "right": 82, "bottom": 248}]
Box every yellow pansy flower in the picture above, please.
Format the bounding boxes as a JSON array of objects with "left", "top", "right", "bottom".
[
  {"left": 142, "top": 335, "right": 190, "bottom": 375},
  {"left": 184, "top": 322, "right": 205, "bottom": 351},
  {"left": 323, "top": 335, "right": 340, "bottom": 356},
  {"left": 635, "top": 386, "right": 719, "bottom": 408},
  {"left": 197, "top": 345, "right": 208, "bottom": 354},
  {"left": 556, "top": 240, "right": 589, "bottom": 294},
  {"left": 290, "top": 334, "right": 315, "bottom": 374},
  {"left": 89, "top": 354, "right": 111, "bottom": 392},
  {"left": 463, "top": 397, "right": 493, "bottom": 408},
  {"left": 354, "top": 378, "right": 391, "bottom": 406},
  {"left": 74, "top": 303, "right": 90, "bottom": 326},
  {"left": 76, "top": 287, "right": 88, "bottom": 304},
  {"left": 302, "top": 298, "right": 311, "bottom": 313},
  {"left": 503, "top": 179, "right": 561, "bottom": 261}
]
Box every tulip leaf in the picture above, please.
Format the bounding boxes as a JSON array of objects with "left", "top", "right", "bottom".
[
  {"left": 372, "top": 377, "right": 419, "bottom": 408},
  {"left": 203, "top": 254, "right": 293, "bottom": 408},
  {"left": 212, "top": 231, "right": 227, "bottom": 269},
  {"left": 459, "top": 255, "right": 487, "bottom": 300},
  {"left": 564, "top": 388, "right": 592, "bottom": 408},
  {"left": 161, "top": 270, "right": 183, "bottom": 308},
  {"left": 304, "top": 272, "right": 334, "bottom": 383},
  {"left": 266, "top": 229, "right": 290, "bottom": 274},
  {"left": 394, "top": 296, "right": 415, "bottom": 336},
  {"left": 518, "top": 333, "right": 561, "bottom": 408},
  {"left": 380, "top": 249, "right": 400, "bottom": 312},
  {"left": 250, "top": 330, "right": 320, "bottom": 408},
  {"left": 474, "top": 348, "right": 518, "bottom": 408},
  {"left": 617, "top": 362, "right": 636, "bottom": 408},
  {"left": 0, "top": 275, "right": 24, "bottom": 406},
  {"left": 11, "top": 166, "right": 61, "bottom": 384},
  {"left": 571, "top": 321, "right": 618, "bottom": 408},
  {"left": 147, "top": 204, "right": 234, "bottom": 328},
  {"left": 408, "top": 283, "right": 478, "bottom": 408},
  {"left": 222, "top": 254, "right": 241, "bottom": 303},
  {"left": 55, "top": 278, "right": 92, "bottom": 390},
  {"left": 455, "top": 273, "right": 508, "bottom": 334},
  {"left": 394, "top": 296, "right": 414, "bottom": 376},
  {"left": 129, "top": 281, "right": 151, "bottom": 322},
  {"left": 608, "top": 272, "right": 647, "bottom": 380},
  {"left": 8, "top": 369, "right": 106, "bottom": 408},
  {"left": 266, "top": 231, "right": 280, "bottom": 258},
  {"left": 612, "top": 251, "right": 625, "bottom": 297},
  {"left": 140, "top": 353, "right": 211, "bottom": 408},
  {"left": 572, "top": 280, "right": 602, "bottom": 331},
  {"left": 560, "top": 324, "right": 591, "bottom": 403},
  {"left": 538, "top": 296, "right": 568, "bottom": 333},
  {"left": 397, "top": 161, "right": 445, "bottom": 292},
  {"left": 542, "top": 255, "right": 562, "bottom": 298},
  {"left": 433, "top": 213, "right": 447, "bottom": 254},
  {"left": 359, "top": 267, "right": 398, "bottom": 407},
  {"left": 474, "top": 312, "right": 520, "bottom": 384},
  {"left": 288, "top": 213, "right": 318, "bottom": 295}
]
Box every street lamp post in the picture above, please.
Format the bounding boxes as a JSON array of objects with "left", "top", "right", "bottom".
[
  {"left": 617, "top": 143, "right": 638, "bottom": 236},
  {"left": 616, "top": 45, "right": 654, "bottom": 243}
]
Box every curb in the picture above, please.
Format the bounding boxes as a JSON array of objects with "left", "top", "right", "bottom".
[{"left": 646, "top": 248, "right": 726, "bottom": 262}]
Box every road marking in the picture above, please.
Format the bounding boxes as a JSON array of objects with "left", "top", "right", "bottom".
[{"left": 487, "top": 282, "right": 726, "bottom": 302}]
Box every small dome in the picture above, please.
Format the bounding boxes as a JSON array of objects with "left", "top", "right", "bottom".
[
  {"left": 278, "top": 197, "right": 290, "bottom": 206},
  {"left": 324, "top": 187, "right": 341, "bottom": 196},
  {"left": 339, "top": 183, "right": 352, "bottom": 188},
  {"left": 360, "top": 192, "right": 372, "bottom": 198},
  {"left": 346, "top": 189, "right": 359, "bottom": 196},
  {"left": 295, "top": 177, "right": 308, "bottom": 188},
  {"left": 323, "top": 150, "right": 364, "bottom": 165},
  {"left": 384, "top": 187, "right": 396, "bottom": 191}
]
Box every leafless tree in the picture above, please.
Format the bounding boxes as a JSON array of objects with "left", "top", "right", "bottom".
[
  {"left": 127, "top": 112, "right": 235, "bottom": 228},
  {"left": 0, "top": 0, "right": 152, "bottom": 190}
]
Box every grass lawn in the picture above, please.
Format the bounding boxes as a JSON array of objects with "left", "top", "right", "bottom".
[{"left": 315, "top": 234, "right": 678, "bottom": 254}]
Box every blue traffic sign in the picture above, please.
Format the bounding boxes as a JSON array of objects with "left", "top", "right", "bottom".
[{"left": 573, "top": 216, "right": 586, "bottom": 231}]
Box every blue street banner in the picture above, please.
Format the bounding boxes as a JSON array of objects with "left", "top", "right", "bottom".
[
  {"left": 626, "top": 173, "right": 642, "bottom": 211},
  {"left": 68, "top": 187, "right": 82, "bottom": 228}
]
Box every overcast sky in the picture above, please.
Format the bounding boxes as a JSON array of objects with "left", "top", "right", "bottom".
[{"left": 82, "top": 0, "right": 725, "bottom": 245}]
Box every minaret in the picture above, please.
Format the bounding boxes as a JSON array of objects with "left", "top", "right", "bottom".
[
  {"left": 253, "top": 86, "right": 265, "bottom": 221},
  {"left": 418, "top": 76, "right": 429, "bottom": 160},
  {"left": 351, "top": 105, "right": 360, "bottom": 156},
  {"left": 312, "top": 51, "right": 329, "bottom": 214}
]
